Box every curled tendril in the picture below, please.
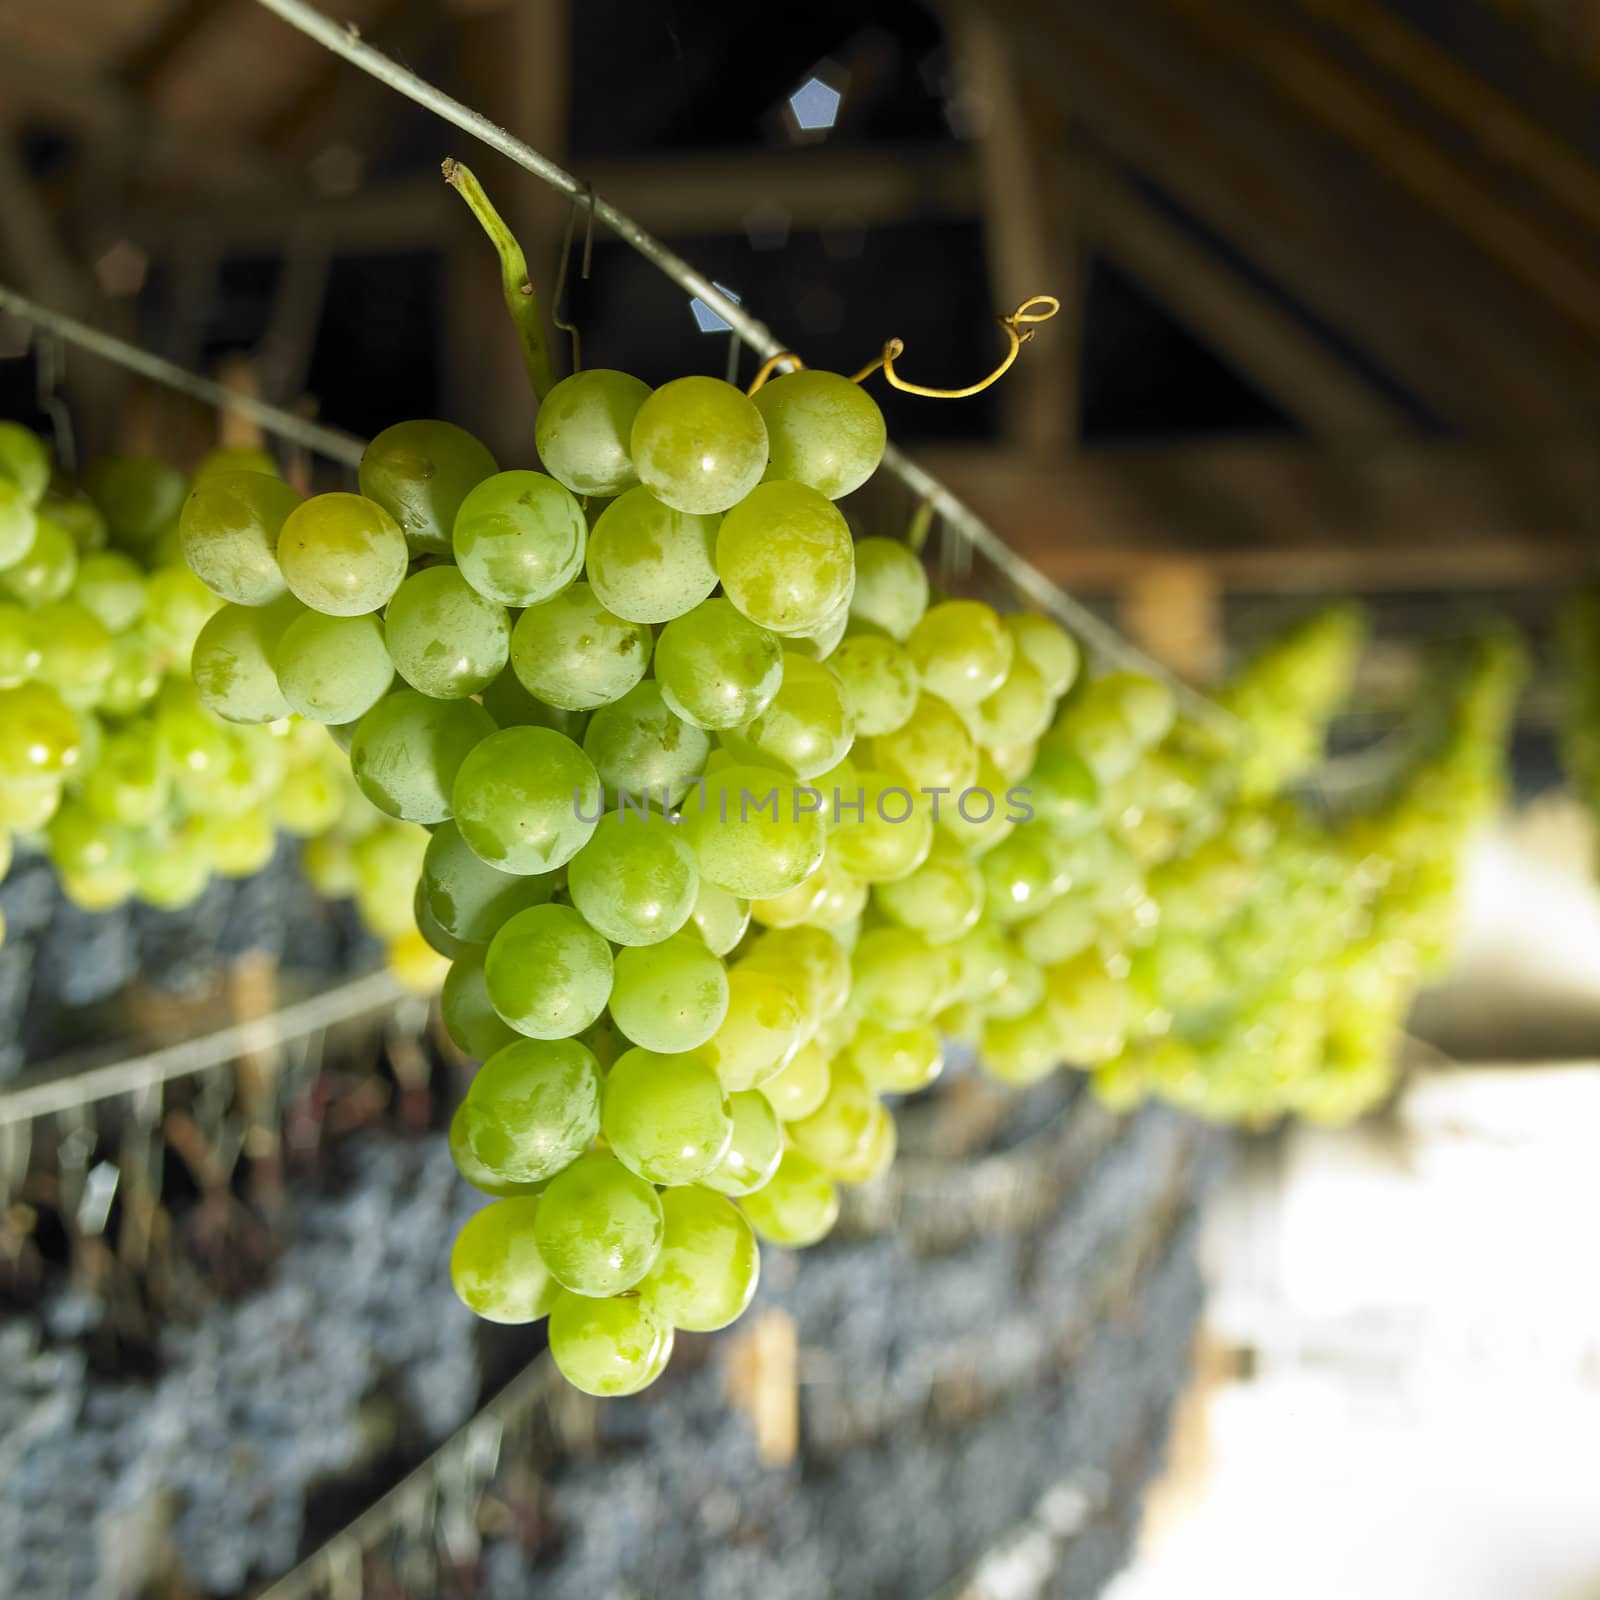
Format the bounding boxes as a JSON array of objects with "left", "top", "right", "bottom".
[
  {"left": 745, "top": 351, "right": 806, "bottom": 395},
  {"left": 851, "top": 294, "right": 1061, "bottom": 398}
]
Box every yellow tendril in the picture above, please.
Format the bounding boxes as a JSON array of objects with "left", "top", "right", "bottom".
[
  {"left": 851, "top": 294, "right": 1060, "bottom": 397},
  {"left": 745, "top": 351, "right": 806, "bottom": 395}
]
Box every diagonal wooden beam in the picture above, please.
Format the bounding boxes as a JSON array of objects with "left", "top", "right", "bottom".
[{"left": 1076, "top": 157, "right": 1408, "bottom": 436}]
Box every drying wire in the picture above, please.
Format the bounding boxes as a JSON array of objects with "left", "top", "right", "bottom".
[{"left": 0, "top": 283, "right": 367, "bottom": 468}]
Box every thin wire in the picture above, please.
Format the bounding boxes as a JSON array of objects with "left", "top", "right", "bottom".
[
  {"left": 0, "top": 970, "right": 402, "bottom": 1129},
  {"left": 551, "top": 183, "right": 595, "bottom": 374},
  {"left": 0, "top": 283, "right": 367, "bottom": 468}
]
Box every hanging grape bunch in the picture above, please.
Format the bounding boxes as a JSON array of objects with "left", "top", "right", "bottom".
[{"left": 0, "top": 421, "right": 382, "bottom": 933}]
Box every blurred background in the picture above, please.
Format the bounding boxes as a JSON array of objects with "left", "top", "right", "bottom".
[{"left": 2, "top": 0, "right": 1600, "bottom": 1596}]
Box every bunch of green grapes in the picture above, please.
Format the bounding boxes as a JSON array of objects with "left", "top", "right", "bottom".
[
  {"left": 0, "top": 425, "right": 393, "bottom": 938},
  {"left": 1557, "top": 588, "right": 1600, "bottom": 860}
]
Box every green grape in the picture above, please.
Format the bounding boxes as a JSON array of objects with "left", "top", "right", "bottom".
[
  {"left": 945, "top": 921, "right": 1009, "bottom": 1003},
  {"left": 851, "top": 926, "right": 949, "bottom": 1028},
  {"left": 716, "top": 481, "right": 853, "bottom": 636},
  {"left": 0, "top": 479, "right": 35, "bottom": 570},
  {"left": 788, "top": 584, "right": 853, "bottom": 661},
  {"left": 348, "top": 690, "right": 493, "bottom": 823},
  {"left": 582, "top": 680, "right": 710, "bottom": 805},
  {"left": 536, "top": 368, "right": 652, "bottom": 497},
  {"left": 0, "top": 773, "right": 61, "bottom": 831},
  {"left": 639, "top": 1187, "right": 760, "bottom": 1331},
  {"left": 277, "top": 492, "right": 407, "bottom": 616},
  {"left": 1, "top": 512, "right": 76, "bottom": 606},
  {"left": 827, "top": 770, "right": 933, "bottom": 884},
  {"left": 759, "top": 1040, "right": 831, "bottom": 1122},
  {"left": 441, "top": 952, "right": 521, "bottom": 1060},
  {"left": 786, "top": 1059, "right": 878, "bottom": 1174},
  {"left": 97, "top": 634, "right": 161, "bottom": 716},
  {"left": 609, "top": 933, "right": 730, "bottom": 1052},
  {"left": 460, "top": 1034, "right": 602, "bottom": 1180},
  {"left": 850, "top": 1021, "right": 943, "bottom": 1094},
  {"left": 0, "top": 830, "right": 9, "bottom": 883},
  {"left": 131, "top": 819, "right": 212, "bottom": 910},
  {"left": 680, "top": 764, "right": 827, "bottom": 898},
  {"left": 484, "top": 904, "right": 613, "bottom": 1039},
  {"left": 479, "top": 667, "right": 589, "bottom": 739},
  {"left": 535, "top": 1150, "right": 664, "bottom": 1296},
  {"left": 415, "top": 881, "right": 474, "bottom": 959},
  {"left": 508, "top": 581, "right": 650, "bottom": 711},
  {"left": 1017, "top": 894, "right": 1098, "bottom": 967},
  {"left": 31, "top": 601, "right": 113, "bottom": 706},
  {"left": 972, "top": 655, "right": 1052, "bottom": 748},
  {"left": 82, "top": 730, "right": 168, "bottom": 827},
  {"left": 273, "top": 760, "right": 345, "bottom": 836},
  {"left": 377, "top": 566, "right": 507, "bottom": 701},
  {"left": 848, "top": 537, "right": 928, "bottom": 640},
  {"left": 179, "top": 470, "right": 302, "bottom": 605},
  {"left": 453, "top": 468, "right": 585, "bottom": 606},
  {"left": 202, "top": 809, "right": 276, "bottom": 878},
  {"left": 143, "top": 567, "right": 222, "bottom": 663},
  {"left": 739, "top": 924, "right": 852, "bottom": 1023},
  {"left": 753, "top": 368, "right": 885, "bottom": 499},
  {"left": 60, "top": 864, "right": 137, "bottom": 912},
  {"left": 567, "top": 810, "right": 698, "bottom": 946},
  {"left": 0, "top": 682, "right": 80, "bottom": 779},
  {"left": 980, "top": 830, "right": 1062, "bottom": 925},
  {"left": 83, "top": 455, "right": 186, "bottom": 546},
  {"left": 360, "top": 418, "right": 497, "bottom": 557},
  {"left": 0, "top": 422, "right": 51, "bottom": 505},
  {"left": 547, "top": 1289, "right": 673, "bottom": 1397},
  {"left": 191, "top": 597, "right": 298, "bottom": 724},
  {"left": 748, "top": 868, "right": 826, "bottom": 930},
  {"left": 906, "top": 600, "right": 1012, "bottom": 707},
  {"left": 602, "top": 1046, "right": 733, "bottom": 1184},
  {"left": 1006, "top": 612, "right": 1080, "bottom": 697},
  {"left": 829, "top": 633, "right": 918, "bottom": 737},
  {"left": 722, "top": 652, "right": 853, "bottom": 780},
  {"left": 0, "top": 602, "right": 39, "bottom": 687},
  {"left": 831, "top": 1101, "right": 897, "bottom": 1184},
  {"left": 872, "top": 840, "right": 984, "bottom": 944},
  {"left": 193, "top": 445, "right": 279, "bottom": 483},
  {"left": 1046, "top": 674, "right": 1172, "bottom": 786},
  {"left": 700, "top": 968, "right": 804, "bottom": 1090},
  {"left": 72, "top": 551, "right": 145, "bottom": 633},
  {"left": 41, "top": 494, "right": 106, "bottom": 555},
  {"left": 740, "top": 1149, "right": 838, "bottom": 1247},
  {"left": 1042, "top": 950, "right": 1129, "bottom": 1063},
  {"left": 449, "top": 1196, "right": 559, "bottom": 1323},
  {"left": 654, "top": 598, "right": 783, "bottom": 730},
  {"left": 423, "top": 819, "right": 555, "bottom": 943},
  {"left": 46, "top": 799, "right": 128, "bottom": 876},
  {"left": 986, "top": 942, "right": 1047, "bottom": 1019},
  {"left": 271, "top": 609, "right": 393, "bottom": 723},
  {"left": 153, "top": 679, "right": 227, "bottom": 776},
  {"left": 630, "top": 375, "right": 767, "bottom": 514},
  {"left": 452, "top": 725, "right": 601, "bottom": 873},
  {"left": 586, "top": 487, "right": 719, "bottom": 623},
  {"left": 936, "top": 750, "right": 1021, "bottom": 858},
  {"left": 701, "top": 1088, "right": 784, "bottom": 1196},
  {"left": 870, "top": 692, "right": 978, "bottom": 795},
  {"left": 686, "top": 878, "right": 751, "bottom": 956},
  {"left": 1027, "top": 747, "right": 1100, "bottom": 834},
  {"left": 982, "top": 1005, "right": 1060, "bottom": 1086}
]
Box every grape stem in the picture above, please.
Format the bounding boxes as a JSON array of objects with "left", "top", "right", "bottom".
[
  {"left": 443, "top": 158, "right": 557, "bottom": 403},
  {"left": 850, "top": 295, "right": 1062, "bottom": 397}
]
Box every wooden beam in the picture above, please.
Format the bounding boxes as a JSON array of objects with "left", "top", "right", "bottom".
[
  {"left": 915, "top": 439, "right": 1600, "bottom": 593},
  {"left": 979, "top": 0, "right": 1600, "bottom": 426},
  {"left": 1169, "top": 0, "right": 1600, "bottom": 343},
  {"left": 1076, "top": 159, "right": 1406, "bottom": 436},
  {"left": 950, "top": 7, "right": 1080, "bottom": 449}
]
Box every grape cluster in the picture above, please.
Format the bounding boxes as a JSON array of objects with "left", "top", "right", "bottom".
[
  {"left": 170, "top": 362, "right": 1519, "bottom": 1394},
  {"left": 1558, "top": 588, "right": 1600, "bottom": 859},
  {"left": 0, "top": 424, "right": 411, "bottom": 963}
]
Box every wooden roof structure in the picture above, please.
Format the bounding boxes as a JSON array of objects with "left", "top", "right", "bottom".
[{"left": 1, "top": 0, "right": 1598, "bottom": 635}]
